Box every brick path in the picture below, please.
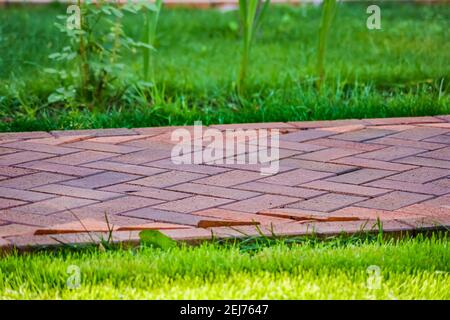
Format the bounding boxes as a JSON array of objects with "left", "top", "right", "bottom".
[{"left": 0, "top": 116, "right": 449, "bottom": 250}]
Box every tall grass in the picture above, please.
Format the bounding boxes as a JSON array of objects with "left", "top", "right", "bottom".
[
  {"left": 142, "top": 0, "right": 163, "bottom": 83},
  {"left": 316, "top": 0, "right": 337, "bottom": 88},
  {"left": 237, "top": 0, "right": 270, "bottom": 95}
]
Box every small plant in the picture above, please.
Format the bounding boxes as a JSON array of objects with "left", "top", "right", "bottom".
[
  {"left": 237, "top": 0, "right": 270, "bottom": 95},
  {"left": 47, "top": 0, "right": 149, "bottom": 108},
  {"left": 316, "top": 0, "right": 337, "bottom": 89}
]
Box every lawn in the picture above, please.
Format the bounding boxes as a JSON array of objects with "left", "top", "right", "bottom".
[
  {"left": 0, "top": 234, "right": 449, "bottom": 299},
  {"left": 0, "top": 2, "right": 449, "bottom": 132}
]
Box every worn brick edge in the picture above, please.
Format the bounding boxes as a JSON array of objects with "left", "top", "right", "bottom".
[
  {"left": 1, "top": 116, "right": 448, "bottom": 141},
  {"left": 1, "top": 219, "right": 448, "bottom": 253}
]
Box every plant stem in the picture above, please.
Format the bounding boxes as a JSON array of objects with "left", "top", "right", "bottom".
[
  {"left": 238, "top": 42, "right": 249, "bottom": 96},
  {"left": 143, "top": 0, "right": 162, "bottom": 83},
  {"left": 143, "top": 9, "right": 150, "bottom": 82},
  {"left": 316, "top": 0, "right": 337, "bottom": 89},
  {"left": 77, "top": 0, "right": 89, "bottom": 101},
  {"left": 237, "top": 0, "right": 269, "bottom": 96}
]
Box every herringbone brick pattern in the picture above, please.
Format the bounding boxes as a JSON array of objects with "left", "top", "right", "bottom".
[{"left": 0, "top": 116, "right": 449, "bottom": 250}]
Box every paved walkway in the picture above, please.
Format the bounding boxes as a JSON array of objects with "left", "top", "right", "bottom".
[{"left": 0, "top": 116, "right": 449, "bottom": 250}]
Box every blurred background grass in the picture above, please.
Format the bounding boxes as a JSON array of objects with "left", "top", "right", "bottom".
[{"left": 0, "top": 2, "right": 448, "bottom": 131}]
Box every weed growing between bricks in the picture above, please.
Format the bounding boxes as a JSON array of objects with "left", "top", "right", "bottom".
[{"left": 2, "top": 226, "right": 447, "bottom": 256}]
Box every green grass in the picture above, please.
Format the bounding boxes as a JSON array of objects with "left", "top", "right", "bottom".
[
  {"left": 0, "top": 2, "right": 449, "bottom": 132},
  {"left": 0, "top": 234, "right": 449, "bottom": 299}
]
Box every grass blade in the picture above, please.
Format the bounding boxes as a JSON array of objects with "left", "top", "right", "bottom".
[{"left": 316, "top": 0, "right": 337, "bottom": 89}]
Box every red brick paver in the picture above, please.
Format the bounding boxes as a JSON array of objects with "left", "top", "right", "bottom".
[
  {"left": 0, "top": 116, "right": 449, "bottom": 250},
  {"left": 219, "top": 194, "right": 299, "bottom": 213},
  {"left": 332, "top": 156, "right": 418, "bottom": 171},
  {"left": 32, "top": 184, "right": 122, "bottom": 201},
  {"left": 386, "top": 167, "right": 449, "bottom": 184},
  {"left": 62, "top": 172, "right": 141, "bottom": 189},
  {"left": 81, "top": 160, "right": 167, "bottom": 176},
  {"left": 128, "top": 186, "right": 192, "bottom": 201},
  {"left": 169, "top": 182, "right": 260, "bottom": 200},
  {"left": 0, "top": 186, "right": 55, "bottom": 202},
  {"left": 192, "top": 208, "right": 295, "bottom": 225},
  {"left": 130, "top": 170, "right": 207, "bottom": 188},
  {"left": 296, "top": 147, "right": 364, "bottom": 162},
  {"left": 53, "top": 196, "right": 163, "bottom": 219},
  {"left": 357, "top": 146, "right": 427, "bottom": 161},
  {"left": 365, "top": 178, "right": 450, "bottom": 196},
  {"left": 327, "top": 168, "right": 395, "bottom": 184},
  {"left": 1, "top": 141, "right": 79, "bottom": 155},
  {"left": 299, "top": 180, "right": 390, "bottom": 197},
  {"left": 368, "top": 137, "right": 446, "bottom": 150},
  {"left": 233, "top": 181, "right": 325, "bottom": 199},
  {"left": 0, "top": 151, "right": 53, "bottom": 166},
  {"left": 287, "top": 193, "right": 368, "bottom": 212},
  {"left": 0, "top": 172, "right": 73, "bottom": 189},
  {"left": 389, "top": 127, "right": 449, "bottom": 141},
  {"left": 260, "top": 168, "right": 334, "bottom": 186},
  {"left": 332, "top": 128, "right": 396, "bottom": 142},
  {"left": 395, "top": 156, "right": 450, "bottom": 169},
  {"left": 420, "top": 147, "right": 450, "bottom": 161},
  {"left": 47, "top": 150, "right": 116, "bottom": 165},
  {"left": 281, "top": 158, "right": 357, "bottom": 173},
  {"left": 8, "top": 196, "right": 98, "bottom": 215},
  {"left": 19, "top": 161, "right": 103, "bottom": 177},
  {"left": 0, "top": 198, "right": 27, "bottom": 210},
  {"left": 356, "top": 191, "right": 433, "bottom": 211}
]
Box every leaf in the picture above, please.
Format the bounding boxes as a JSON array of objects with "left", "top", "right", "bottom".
[
  {"left": 139, "top": 230, "right": 177, "bottom": 249},
  {"left": 228, "top": 21, "right": 239, "bottom": 32},
  {"left": 133, "top": 41, "right": 155, "bottom": 50},
  {"left": 110, "top": 7, "right": 124, "bottom": 18},
  {"left": 101, "top": 7, "right": 112, "bottom": 15},
  {"left": 137, "top": 81, "right": 154, "bottom": 88},
  {"left": 47, "top": 93, "right": 64, "bottom": 103},
  {"left": 122, "top": 5, "right": 138, "bottom": 14},
  {"left": 316, "top": 0, "right": 338, "bottom": 87},
  {"left": 255, "top": 0, "right": 271, "bottom": 30},
  {"left": 98, "top": 242, "right": 106, "bottom": 252},
  {"left": 43, "top": 68, "right": 58, "bottom": 74},
  {"left": 66, "top": 52, "right": 77, "bottom": 60},
  {"left": 48, "top": 53, "right": 61, "bottom": 59}
]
